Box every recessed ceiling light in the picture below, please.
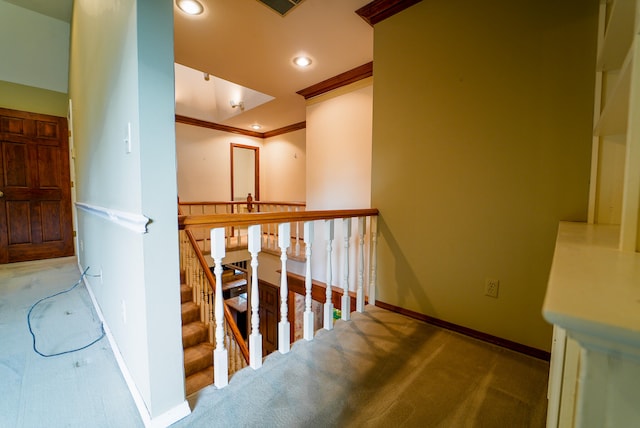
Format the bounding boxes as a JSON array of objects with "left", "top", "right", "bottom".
[
  {"left": 177, "top": 0, "right": 204, "bottom": 15},
  {"left": 251, "top": 124, "right": 262, "bottom": 130},
  {"left": 293, "top": 56, "right": 312, "bottom": 68}
]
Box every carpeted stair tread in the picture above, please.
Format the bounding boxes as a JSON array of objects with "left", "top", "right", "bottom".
[
  {"left": 185, "top": 366, "right": 214, "bottom": 396},
  {"left": 184, "top": 343, "right": 214, "bottom": 377},
  {"left": 181, "top": 301, "right": 199, "bottom": 325},
  {"left": 182, "top": 321, "right": 208, "bottom": 348},
  {"left": 180, "top": 284, "right": 192, "bottom": 304}
]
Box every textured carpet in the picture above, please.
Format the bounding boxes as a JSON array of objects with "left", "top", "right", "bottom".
[
  {"left": 0, "top": 257, "right": 142, "bottom": 428},
  {"left": 0, "top": 257, "right": 549, "bottom": 427},
  {"left": 174, "top": 305, "right": 549, "bottom": 427}
]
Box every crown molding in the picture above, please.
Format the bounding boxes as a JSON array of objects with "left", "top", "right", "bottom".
[
  {"left": 296, "top": 62, "right": 373, "bottom": 100},
  {"left": 176, "top": 115, "right": 305, "bottom": 139},
  {"left": 356, "top": 0, "right": 422, "bottom": 26}
]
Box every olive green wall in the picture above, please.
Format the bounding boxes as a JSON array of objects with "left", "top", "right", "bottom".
[
  {"left": 371, "top": 0, "right": 598, "bottom": 351},
  {"left": 0, "top": 81, "right": 68, "bottom": 117}
]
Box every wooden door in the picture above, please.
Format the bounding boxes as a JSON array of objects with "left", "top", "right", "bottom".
[
  {"left": 258, "top": 279, "right": 279, "bottom": 356},
  {"left": 0, "top": 108, "right": 74, "bottom": 263}
]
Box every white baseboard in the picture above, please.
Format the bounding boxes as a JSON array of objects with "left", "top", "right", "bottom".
[{"left": 78, "top": 261, "right": 191, "bottom": 427}]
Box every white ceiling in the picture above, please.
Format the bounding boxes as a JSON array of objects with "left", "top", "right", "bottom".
[{"left": 12, "top": 0, "right": 374, "bottom": 133}]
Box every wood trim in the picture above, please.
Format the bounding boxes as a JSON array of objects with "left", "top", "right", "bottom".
[
  {"left": 176, "top": 114, "right": 306, "bottom": 139},
  {"left": 356, "top": 0, "right": 423, "bottom": 26},
  {"left": 263, "top": 122, "right": 306, "bottom": 138},
  {"left": 286, "top": 272, "right": 359, "bottom": 310},
  {"left": 179, "top": 208, "right": 379, "bottom": 229},
  {"left": 375, "top": 300, "right": 551, "bottom": 361},
  {"left": 230, "top": 143, "right": 260, "bottom": 201},
  {"left": 176, "top": 114, "right": 263, "bottom": 138},
  {"left": 296, "top": 62, "right": 373, "bottom": 100}
]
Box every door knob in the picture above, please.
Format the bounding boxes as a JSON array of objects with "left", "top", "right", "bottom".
[{"left": 0, "top": 190, "right": 3, "bottom": 198}]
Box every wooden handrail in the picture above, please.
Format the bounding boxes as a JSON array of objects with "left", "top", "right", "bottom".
[
  {"left": 183, "top": 228, "right": 250, "bottom": 364},
  {"left": 179, "top": 208, "right": 379, "bottom": 230},
  {"left": 179, "top": 200, "right": 306, "bottom": 207}
]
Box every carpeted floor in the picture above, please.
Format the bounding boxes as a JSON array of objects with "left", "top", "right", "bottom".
[
  {"left": 0, "top": 257, "right": 142, "bottom": 428},
  {"left": 0, "top": 257, "right": 549, "bottom": 427},
  {"left": 175, "top": 305, "right": 549, "bottom": 427}
]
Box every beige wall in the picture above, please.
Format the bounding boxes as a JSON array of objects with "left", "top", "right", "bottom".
[
  {"left": 176, "top": 123, "right": 307, "bottom": 203},
  {"left": 306, "top": 80, "right": 373, "bottom": 210},
  {"left": 176, "top": 123, "right": 263, "bottom": 201},
  {"left": 263, "top": 129, "right": 306, "bottom": 202},
  {"left": 371, "top": 0, "right": 598, "bottom": 351},
  {"left": 305, "top": 80, "right": 373, "bottom": 288}
]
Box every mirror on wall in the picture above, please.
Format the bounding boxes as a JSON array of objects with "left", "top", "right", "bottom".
[{"left": 230, "top": 143, "right": 259, "bottom": 203}]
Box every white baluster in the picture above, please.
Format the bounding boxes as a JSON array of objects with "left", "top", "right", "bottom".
[
  {"left": 278, "top": 223, "right": 291, "bottom": 353},
  {"left": 248, "top": 224, "right": 262, "bottom": 369},
  {"left": 295, "top": 208, "right": 301, "bottom": 257},
  {"left": 324, "top": 219, "right": 334, "bottom": 330},
  {"left": 341, "top": 218, "right": 352, "bottom": 321},
  {"left": 357, "top": 217, "right": 365, "bottom": 313},
  {"left": 211, "top": 227, "right": 228, "bottom": 388},
  {"left": 368, "top": 216, "right": 378, "bottom": 305},
  {"left": 303, "top": 221, "right": 314, "bottom": 340}
]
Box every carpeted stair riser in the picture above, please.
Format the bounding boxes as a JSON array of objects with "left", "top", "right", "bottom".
[
  {"left": 182, "top": 322, "right": 208, "bottom": 348},
  {"left": 184, "top": 343, "right": 214, "bottom": 377},
  {"left": 181, "top": 302, "right": 199, "bottom": 325},
  {"left": 180, "top": 284, "right": 192, "bottom": 304},
  {"left": 185, "top": 367, "right": 214, "bottom": 396}
]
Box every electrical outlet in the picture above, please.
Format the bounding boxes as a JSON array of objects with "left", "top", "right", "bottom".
[{"left": 485, "top": 278, "right": 500, "bottom": 298}]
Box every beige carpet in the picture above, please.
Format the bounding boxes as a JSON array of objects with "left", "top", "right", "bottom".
[{"left": 174, "top": 305, "right": 549, "bottom": 427}]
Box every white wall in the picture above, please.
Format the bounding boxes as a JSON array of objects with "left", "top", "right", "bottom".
[
  {"left": 176, "top": 123, "right": 263, "bottom": 201},
  {"left": 176, "top": 124, "right": 307, "bottom": 204},
  {"left": 306, "top": 80, "right": 373, "bottom": 210},
  {"left": 0, "top": 1, "right": 69, "bottom": 94},
  {"left": 305, "top": 80, "right": 373, "bottom": 289},
  {"left": 69, "top": 0, "right": 188, "bottom": 424},
  {"left": 262, "top": 129, "right": 306, "bottom": 202}
]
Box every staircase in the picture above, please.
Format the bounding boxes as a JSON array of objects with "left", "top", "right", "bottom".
[
  {"left": 181, "top": 282, "right": 214, "bottom": 396},
  {"left": 181, "top": 269, "right": 248, "bottom": 396}
]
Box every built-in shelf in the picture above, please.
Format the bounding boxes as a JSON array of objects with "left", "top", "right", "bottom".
[
  {"left": 543, "top": 222, "right": 640, "bottom": 355},
  {"left": 596, "top": 0, "right": 636, "bottom": 71},
  {"left": 594, "top": 46, "right": 632, "bottom": 136}
]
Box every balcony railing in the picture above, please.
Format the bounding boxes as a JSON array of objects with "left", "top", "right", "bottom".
[
  {"left": 178, "top": 207, "right": 379, "bottom": 388},
  {"left": 179, "top": 200, "right": 306, "bottom": 255}
]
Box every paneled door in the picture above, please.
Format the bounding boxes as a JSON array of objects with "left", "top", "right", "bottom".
[{"left": 0, "top": 108, "right": 74, "bottom": 263}]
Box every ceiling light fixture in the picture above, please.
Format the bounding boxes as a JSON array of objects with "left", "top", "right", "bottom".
[
  {"left": 293, "top": 56, "right": 312, "bottom": 68},
  {"left": 176, "top": 0, "right": 204, "bottom": 15},
  {"left": 251, "top": 124, "right": 262, "bottom": 130},
  {"left": 230, "top": 100, "right": 245, "bottom": 111}
]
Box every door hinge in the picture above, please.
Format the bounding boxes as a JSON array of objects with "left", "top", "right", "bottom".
[
  {"left": 70, "top": 181, "right": 74, "bottom": 188},
  {"left": 73, "top": 230, "right": 77, "bottom": 238}
]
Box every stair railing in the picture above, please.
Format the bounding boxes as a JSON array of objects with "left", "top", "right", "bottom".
[
  {"left": 179, "top": 200, "right": 306, "bottom": 254},
  {"left": 179, "top": 208, "right": 379, "bottom": 388},
  {"left": 179, "top": 228, "right": 250, "bottom": 382}
]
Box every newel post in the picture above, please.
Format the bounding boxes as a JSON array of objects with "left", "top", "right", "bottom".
[{"left": 211, "top": 227, "right": 228, "bottom": 388}]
